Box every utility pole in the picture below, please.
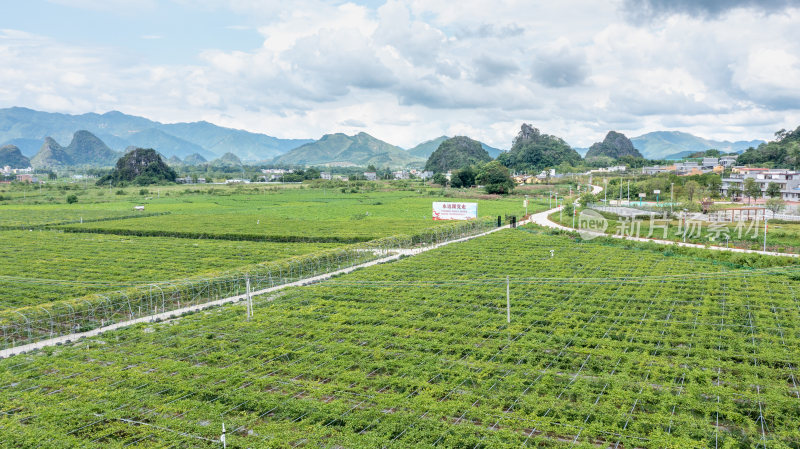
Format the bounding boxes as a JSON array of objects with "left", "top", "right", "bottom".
[
  {"left": 524, "top": 194, "right": 528, "bottom": 216},
  {"left": 764, "top": 215, "right": 768, "bottom": 252},
  {"left": 627, "top": 180, "right": 630, "bottom": 203},
  {"left": 670, "top": 183, "right": 674, "bottom": 215},
  {"left": 683, "top": 209, "right": 688, "bottom": 243}
]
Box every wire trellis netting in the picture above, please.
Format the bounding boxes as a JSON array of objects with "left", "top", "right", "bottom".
[{"left": 0, "top": 219, "right": 498, "bottom": 349}]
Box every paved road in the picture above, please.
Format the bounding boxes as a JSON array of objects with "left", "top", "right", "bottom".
[{"left": 527, "top": 206, "right": 798, "bottom": 258}]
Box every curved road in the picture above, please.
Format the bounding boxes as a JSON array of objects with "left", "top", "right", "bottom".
[{"left": 530, "top": 183, "right": 797, "bottom": 258}]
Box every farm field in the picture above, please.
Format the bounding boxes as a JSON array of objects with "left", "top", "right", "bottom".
[
  {"left": 0, "top": 185, "right": 537, "bottom": 344},
  {"left": 1, "top": 229, "right": 799, "bottom": 447},
  {"left": 57, "top": 188, "right": 539, "bottom": 242},
  {"left": 0, "top": 230, "right": 340, "bottom": 310}
]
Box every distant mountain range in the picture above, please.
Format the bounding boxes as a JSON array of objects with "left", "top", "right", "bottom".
[
  {"left": 0, "top": 107, "right": 769, "bottom": 168},
  {"left": 0, "top": 107, "right": 312, "bottom": 162},
  {"left": 630, "top": 131, "right": 763, "bottom": 160}
]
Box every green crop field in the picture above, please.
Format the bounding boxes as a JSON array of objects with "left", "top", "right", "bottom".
[
  {"left": 2, "top": 229, "right": 798, "bottom": 448},
  {"left": 0, "top": 230, "right": 340, "bottom": 310},
  {"left": 56, "top": 188, "right": 539, "bottom": 242}
]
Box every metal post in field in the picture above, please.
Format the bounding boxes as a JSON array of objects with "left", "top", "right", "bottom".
[
  {"left": 506, "top": 276, "right": 510, "bottom": 323},
  {"left": 245, "top": 276, "right": 252, "bottom": 320},
  {"left": 221, "top": 423, "right": 226, "bottom": 449}
]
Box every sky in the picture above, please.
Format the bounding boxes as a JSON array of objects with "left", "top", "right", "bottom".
[{"left": 1, "top": 0, "right": 800, "bottom": 149}]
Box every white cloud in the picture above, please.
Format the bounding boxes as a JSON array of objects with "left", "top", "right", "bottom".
[{"left": 1, "top": 2, "right": 800, "bottom": 149}]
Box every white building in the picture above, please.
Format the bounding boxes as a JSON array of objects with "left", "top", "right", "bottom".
[
  {"left": 320, "top": 172, "right": 332, "bottom": 180},
  {"left": 701, "top": 157, "right": 719, "bottom": 169},
  {"left": 719, "top": 155, "right": 738, "bottom": 167},
  {"left": 588, "top": 165, "right": 626, "bottom": 174},
  {"left": 364, "top": 172, "right": 377, "bottom": 181},
  {"left": 642, "top": 166, "right": 671, "bottom": 175},
  {"left": 721, "top": 169, "right": 800, "bottom": 201},
  {"left": 393, "top": 170, "right": 409, "bottom": 180}
]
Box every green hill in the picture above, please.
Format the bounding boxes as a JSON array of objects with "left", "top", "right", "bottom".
[
  {"left": 408, "top": 136, "right": 503, "bottom": 159},
  {"left": 0, "top": 138, "right": 41, "bottom": 157},
  {"left": 63, "top": 130, "right": 119, "bottom": 166},
  {"left": 183, "top": 153, "right": 207, "bottom": 165},
  {"left": 424, "top": 136, "right": 492, "bottom": 173},
  {"left": 212, "top": 152, "right": 243, "bottom": 167},
  {"left": 585, "top": 131, "right": 642, "bottom": 159},
  {"left": 736, "top": 126, "right": 800, "bottom": 168},
  {"left": 497, "top": 124, "right": 581, "bottom": 172},
  {"left": 0, "top": 145, "right": 31, "bottom": 168},
  {"left": 97, "top": 148, "right": 177, "bottom": 186},
  {"left": 30, "top": 137, "right": 72, "bottom": 168},
  {"left": 274, "top": 132, "right": 423, "bottom": 168}
]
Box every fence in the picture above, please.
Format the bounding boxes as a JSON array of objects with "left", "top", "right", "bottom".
[{"left": 0, "top": 218, "right": 497, "bottom": 349}]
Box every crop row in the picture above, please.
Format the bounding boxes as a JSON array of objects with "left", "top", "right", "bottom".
[
  {"left": 1, "top": 230, "right": 798, "bottom": 447},
  {"left": 0, "top": 219, "right": 501, "bottom": 348},
  {"left": 0, "top": 230, "right": 340, "bottom": 310}
]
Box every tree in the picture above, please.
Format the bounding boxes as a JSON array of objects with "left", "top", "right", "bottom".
[
  {"left": 476, "top": 161, "right": 514, "bottom": 194},
  {"left": 728, "top": 184, "right": 742, "bottom": 201},
  {"left": 450, "top": 167, "right": 476, "bottom": 188},
  {"left": 578, "top": 192, "right": 597, "bottom": 207},
  {"left": 766, "top": 197, "right": 785, "bottom": 215},
  {"left": 684, "top": 181, "right": 700, "bottom": 202},
  {"left": 706, "top": 176, "right": 722, "bottom": 198},
  {"left": 66, "top": 194, "right": 78, "bottom": 204},
  {"left": 432, "top": 173, "right": 447, "bottom": 187},
  {"left": 563, "top": 202, "right": 574, "bottom": 220},
  {"left": 744, "top": 178, "right": 761, "bottom": 204},
  {"left": 766, "top": 181, "right": 781, "bottom": 198},
  {"left": 303, "top": 167, "right": 321, "bottom": 180}
]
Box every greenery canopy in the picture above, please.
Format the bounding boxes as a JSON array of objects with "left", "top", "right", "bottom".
[
  {"left": 424, "top": 136, "right": 492, "bottom": 173},
  {"left": 497, "top": 124, "right": 581, "bottom": 172},
  {"left": 737, "top": 125, "right": 800, "bottom": 168},
  {"left": 96, "top": 148, "right": 177, "bottom": 186}
]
